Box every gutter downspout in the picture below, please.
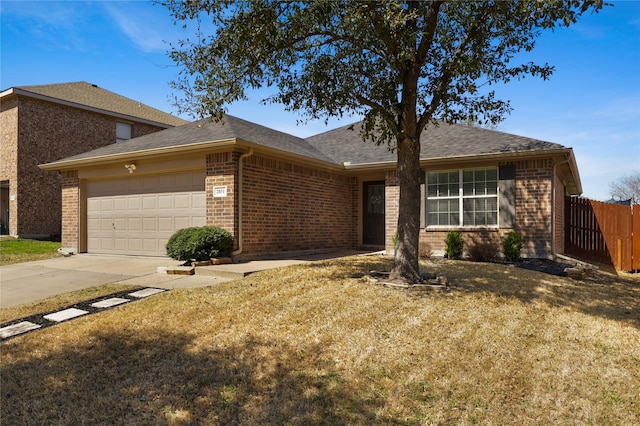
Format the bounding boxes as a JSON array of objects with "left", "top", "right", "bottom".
[
  {"left": 551, "top": 156, "right": 571, "bottom": 258},
  {"left": 231, "top": 148, "right": 254, "bottom": 257}
]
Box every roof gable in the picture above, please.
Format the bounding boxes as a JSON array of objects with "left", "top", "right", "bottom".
[{"left": 3, "top": 81, "right": 187, "bottom": 127}]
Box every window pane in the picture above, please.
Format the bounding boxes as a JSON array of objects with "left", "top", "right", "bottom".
[
  {"left": 474, "top": 169, "right": 485, "bottom": 181},
  {"left": 449, "top": 171, "right": 459, "bottom": 183},
  {"left": 486, "top": 180, "right": 498, "bottom": 195},
  {"left": 428, "top": 184, "right": 438, "bottom": 197},
  {"left": 487, "top": 212, "right": 497, "bottom": 225},
  {"left": 463, "top": 210, "right": 474, "bottom": 225},
  {"left": 463, "top": 182, "right": 474, "bottom": 196},
  {"left": 486, "top": 168, "right": 497, "bottom": 181},
  {"left": 450, "top": 212, "right": 460, "bottom": 226},
  {"left": 476, "top": 181, "right": 486, "bottom": 195}
]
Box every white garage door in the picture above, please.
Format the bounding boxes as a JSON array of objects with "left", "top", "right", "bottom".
[{"left": 86, "top": 170, "right": 206, "bottom": 256}]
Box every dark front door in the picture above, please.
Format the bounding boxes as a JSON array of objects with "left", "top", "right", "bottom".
[{"left": 363, "top": 181, "right": 385, "bottom": 246}]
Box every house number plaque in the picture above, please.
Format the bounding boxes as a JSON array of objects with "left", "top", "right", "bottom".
[{"left": 213, "top": 186, "right": 228, "bottom": 197}]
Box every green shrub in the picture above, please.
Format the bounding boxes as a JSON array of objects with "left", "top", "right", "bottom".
[
  {"left": 501, "top": 231, "right": 523, "bottom": 262},
  {"left": 468, "top": 241, "right": 496, "bottom": 262},
  {"left": 166, "top": 226, "right": 233, "bottom": 262},
  {"left": 444, "top": 231, "right": 464, "bottom": 260}
]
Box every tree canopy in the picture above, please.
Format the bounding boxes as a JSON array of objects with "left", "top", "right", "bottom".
[
  {"left": 164, "top": 0, "right": 605, "bottom": 283},
  {"left": 609, "top": 171, "right": 640, "bottom": 204}
]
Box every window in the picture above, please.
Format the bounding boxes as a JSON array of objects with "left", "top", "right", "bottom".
[
  {"left": 427, "top": 167, "right": 498, "bottom": 227},
  {"left": 116, "top": 122, "right": 132, "bottom": 143}
]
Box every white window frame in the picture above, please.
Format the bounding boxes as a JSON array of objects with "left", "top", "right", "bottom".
[
  {"left": 116, "top": 122, "right": 132, "bottom": 143},
  {"left": 426, "top": 167, "right": 499, "bottom": 228}
]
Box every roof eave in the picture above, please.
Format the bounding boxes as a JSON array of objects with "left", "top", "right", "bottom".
[
  {"left": 39, "top": 138, "right": 344, "bottom": 172},
  {"left": 342, "top": 147, "right": 577, "bottom": 171},
  {"left": 39, "top": 139, "right": 239, "bottom": 171}
]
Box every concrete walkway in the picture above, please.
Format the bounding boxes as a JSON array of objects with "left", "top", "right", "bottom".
[{"left": 1, "top": 250, "right": 370, "bottom": 309}]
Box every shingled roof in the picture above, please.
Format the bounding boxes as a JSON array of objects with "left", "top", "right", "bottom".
[
  {"left": 306, "top": 120, "right": 566, "bottom": 165},
  {"left": 2, "top": 81, "right": 187, "bottom": 127},
  {"left": 42, "top": 114, "right": 571, "bottom": 171},
  {"left": 43, "top": 115, "right": 335, "bottom": 166}
]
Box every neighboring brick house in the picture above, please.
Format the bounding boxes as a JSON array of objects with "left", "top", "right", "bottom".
[
  {"left": 41, "top": 115, "right": 581, "bottom": 260},
  {"left": 0, "top": 82, "right": 187, "bottom": 238}
]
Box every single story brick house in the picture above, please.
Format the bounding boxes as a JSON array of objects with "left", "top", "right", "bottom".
[
  {"left": 40, "top": 115, "right": 581, "bottom": 259},
  {"left": 0, "top": 82, "right": 187, "bottom": 238}
]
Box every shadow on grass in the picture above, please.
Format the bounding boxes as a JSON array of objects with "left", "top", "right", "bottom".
[
  {"left": 433, "top": 260, "right": 640, "bottom": 329},
  {"left": 1, "top": 329, "right": 389, "bottom": 425},
  {"left": 306, "top": 255, "right": 640, "bottom": 329}
]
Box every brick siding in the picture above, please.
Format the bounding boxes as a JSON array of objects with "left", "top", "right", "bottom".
[
  {"left": 387, "top": 158, "right": 558, "bottom": 259},
  {"left": 0, "top": 97, "right": 18, "bottom": 234},
  {"left": 384, "top": 170, "right": 399, "bottom": 253},
  {"left": 1, "top": 95, "right": 168, "bottom": 237},
  {"left": 554, "top": 173, "right": 566, "bottom": 254},
  {"left": 514, "top": 158, "right": 554, "bottom": 258},
  {"left": 206, "top": 151, "right": 239, "bottom": 247},
  {"left": 240, "top": 154, "right": 355, "bottom": 254},
  {"left": 60, "top": 171, "right": 79, "bottom": 250}
]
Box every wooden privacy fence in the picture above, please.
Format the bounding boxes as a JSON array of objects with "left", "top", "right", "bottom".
[{"left": 565, "top": 196, "right": 639, "bottom": 271}]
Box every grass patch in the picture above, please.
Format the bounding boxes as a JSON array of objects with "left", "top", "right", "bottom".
[
  {"left": 0, "top": 237, "right": 61, "bottom": 265},
  {"left": 2, "top": 256, "right": 639, "bottom": 424}
]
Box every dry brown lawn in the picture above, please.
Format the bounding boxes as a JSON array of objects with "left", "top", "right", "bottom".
[{"left": 1, "top": 256, "right": 639, "bottom": 425}]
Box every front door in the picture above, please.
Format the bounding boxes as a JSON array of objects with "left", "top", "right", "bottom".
[{"left": 363, "top": 181, "right": 385, "bottom": 246}]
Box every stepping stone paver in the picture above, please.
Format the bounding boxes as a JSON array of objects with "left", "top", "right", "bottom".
[
  {"left": 43, "top": 308, "right": 89, "bottom": 322},
  {"left": 128, "top": 288, "right": 166, "bottom": 298},
  {"left": 1, "top": 287, "right": 169, "bottom": 341},
  {"left": 91, "top": 297, "right": 130, "bottom": 308},
  {"left": 0, "top": 321, "right": 42, "bottom": 339}
]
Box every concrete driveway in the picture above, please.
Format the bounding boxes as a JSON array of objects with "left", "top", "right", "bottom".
[{"left": 0, "top": 254, "right": 230, "bottom": 309}]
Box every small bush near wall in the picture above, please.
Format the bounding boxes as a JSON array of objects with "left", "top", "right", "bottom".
[
  {"left": 444, "top": 231, "right": 464, "bottom": 260},
  {"left": 468, "top": 242, "right": 497, "bottom": 262},
  {"left": 419, "top": 241, "right": 432, "bottom": 259},
  {"left": 501, "top": 231, "right": 523, "bottom": 262},
  {"left": 166, "top": 226, "right": 233, "bottom": 262}
]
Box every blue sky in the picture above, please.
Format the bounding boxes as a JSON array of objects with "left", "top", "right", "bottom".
[{"left": 1, "top": 0, "right": 638, "bottom": 201}]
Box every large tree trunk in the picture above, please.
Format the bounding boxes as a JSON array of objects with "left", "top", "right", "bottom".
[{"left": 389, "top": 134, "right": 422, "bottom": 284}]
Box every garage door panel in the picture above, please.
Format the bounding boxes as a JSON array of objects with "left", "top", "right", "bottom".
[
  {"left": 113, "top": 218, "right": 127, "bottom": 229},
  {"left": 158, "top": 217, "right": 174, "bottom": 231},
  {"left": 100, "top": 237, "right": 114, "bottom": 250},
  {"left": 143, "top": 238, "right": 159, "bottom": 253},
  {"left": 100, "top": 198, "right": 114, "bottom": 212},
  {"left": 127, "top": 217, "right": 141, "bottom": 230},
  {"left": 99, "top": 218, "right": 112, "bottom": 231},
  {"left": 142, "top": 217, "right": 157, "bottom": 231},
  {"left": 193, "top": 193, "right": 206, "bottom": 209},
  {"left": 114, "top": 237, "right": 128, "bottom": 251},
  {"left": 86, "top": 170, "right": 205, "bottom": 256},
  {"left": 142, "top": 196, "right": 157, "bottom": 210},
  {"left": 113, "top": 197, "right": 127, "bottom": 211}
]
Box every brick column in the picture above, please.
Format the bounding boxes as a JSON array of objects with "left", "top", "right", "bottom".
[
  {"left": 206, "top": 152, "right": 239, "bottom": 249},
  {"left": 61, "top": 171, "right": 79, "bottom": 251},
  {"left": 515, "top": 158, "right": 553, "bottom": 258},
  {"left": 385, "top": 170, "right": 399, "bottom": 253}
]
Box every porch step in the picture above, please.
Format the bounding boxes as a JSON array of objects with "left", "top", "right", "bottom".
[{"left": 194, "top": 265, "right": 250, "bottom": 279}]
